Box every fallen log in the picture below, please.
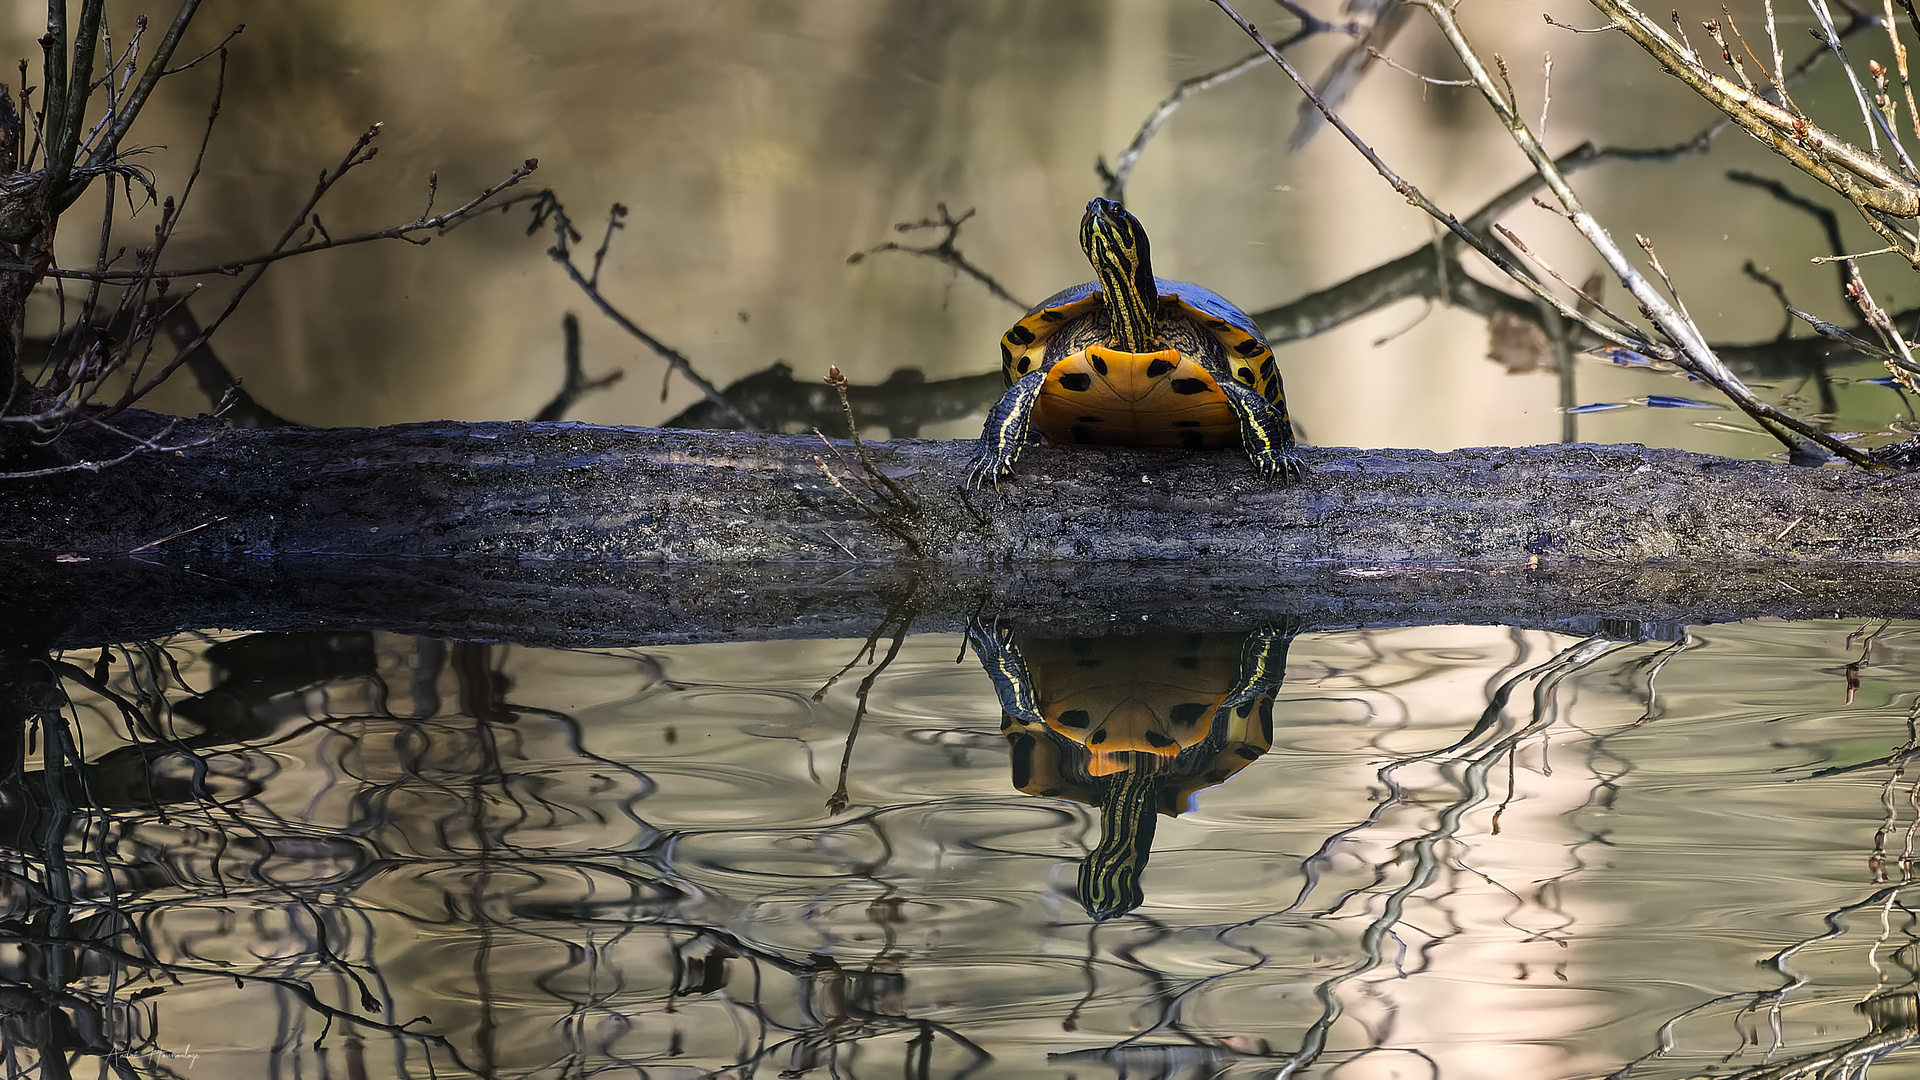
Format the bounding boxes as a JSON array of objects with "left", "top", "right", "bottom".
[{"left": 4, "top": 410, "right": 1919, "bottom": 568}]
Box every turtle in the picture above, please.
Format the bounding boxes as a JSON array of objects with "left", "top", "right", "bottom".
[
  {"left": 967, "top": 620, "right": 1301, "bottom": 921},
  {"left": 965, "top": 197, "right": 1302, "bottom": 488}
]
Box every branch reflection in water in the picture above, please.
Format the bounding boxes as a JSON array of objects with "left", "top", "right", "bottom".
[{"left": 5, "top": 619, "right": 1920, "bottom": 1076}]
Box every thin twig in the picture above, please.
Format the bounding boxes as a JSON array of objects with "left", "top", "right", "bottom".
[
  {"left": 1787, "top": 303, "right": 1897, "bottom": 360},
  {"left": 1842, "top": 258, "right": 1920, "bottom": 385},
  {"left": 1495, "top": 221, "right": 1640, "bottom": 333},
  {"left": 1205, "top": 1, "right": 1644, "bottom": 360},
  {"left": 1427, "top": 0, "right": 1872, "bottom": 464},
  {"left": 112, "top": 134, "right": 536, "bottom": 414},
  {"left": 82, "top": 0, "right": 201, "bottom": 174},
  {"left": 1703, "top": 17, "right": 1754, "bottom": 94},
  {"left": 848, "top": 203, "right": 1028, "bottom": 311},
  {"left": 1805, "top": 0, "right": 1913, "bottom": 171},
  {"left": 1099, "top": 50, "right": 1269, "bottom": 201},
  {"left": 11, "top": 155, "right": 541, "bottom": 282},
  {"left": 527, "top": 192, "right": 754, "bottom": 429},
  {"left": 533, "top": 312, "right": 624, "bottom": 422},
  {"left": 588, "top": 202, "right": 625, "bottom": 289},
  {"left": 0, "top": 419, "right": 216, "bottom": 478}
]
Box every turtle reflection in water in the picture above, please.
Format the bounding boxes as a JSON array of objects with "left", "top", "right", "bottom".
[{"left": 968, "top": 621, "right": 1299, "bottom": 920}]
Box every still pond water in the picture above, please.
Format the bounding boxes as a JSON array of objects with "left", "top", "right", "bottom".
[{"left": 16, "top": 617, "right": 1920, "bottom": 1078}]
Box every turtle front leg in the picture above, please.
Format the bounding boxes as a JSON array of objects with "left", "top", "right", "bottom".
[
  {"left": 1220, "top": 618, "right": 1304, "bottom": 713},
  {"left": 1220, "top": 380, "right": 1305, "bottom": 482},
  {"left": 965, "top": 368, "right": 1049, "bottom": 489},
  {"left": 965, "top": 618, "right": 1046, "bottom": 726}
]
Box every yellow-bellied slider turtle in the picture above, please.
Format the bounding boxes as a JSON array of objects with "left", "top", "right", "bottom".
[
  {"left": 968, "top": 621, "right": 1300, "bottom": 920},
  {"left": 966, "top": 198, "right": 1302, "bottom": 488}
]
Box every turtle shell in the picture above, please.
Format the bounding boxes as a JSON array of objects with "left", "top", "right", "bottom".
[
  {"left": 997, "top": 278, "right": 1283, "bottom": 451},
  {"left": 971, "top": 621, "right": 1298, "bottom": 919},
  {"left": 997, "top": 631, "right": 1277, "bottom": 817}
]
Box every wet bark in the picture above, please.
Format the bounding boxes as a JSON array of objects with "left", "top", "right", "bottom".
[
  {"left": 4, "top": 409, "right": 1919, "bottom": 646},
  {"left": 4, "top": 408, "right": 1920, "bottom": 568}
]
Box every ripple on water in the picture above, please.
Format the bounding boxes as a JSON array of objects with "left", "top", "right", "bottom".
[{"left": 48, "top": 620, "right": 1920, "bottom": 1080}]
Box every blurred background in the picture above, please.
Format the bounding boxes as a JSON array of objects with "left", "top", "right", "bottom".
[{"left": 3, "top": 0, "right": 1909, "bottom": 454}]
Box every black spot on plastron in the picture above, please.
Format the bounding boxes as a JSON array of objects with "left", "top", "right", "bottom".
[
  {"left": 1006, "top": 324, "right": 1037, "bottom": 346},
  {"left": 1260, "top": 357, "right": 1276, "bottom": 377},
  {"left": 1171, "top": 378, "right": 1210, "bottom": 395},
  {"left": 1205, "top": 769, "right": 1231, "bottom": 784},
  {"left": 1144, "top": 731, "right": 1176, "bottom": 748},
  {"left": 1090, "top": 353, "right": 1108, "bottom": 375},
  {"left": 1076, "top": 415, "right": 1104, "bottom": 423},
  {"left": 1040, "top": 309, "right": 1065, "bottom": 322},
  {"left": 1042, "top": 785, "right": 1066, "bottom": 797},
  {"left": 1236, "top": 368, "right": 1253, "bottom": 383},
  {"left": 1176, "top": 655, "right": 1199, "bottom": 669},
  {"left": 1089, "top": 729, "right": 1109, "bottom": 745},
  {"left": 1056, "top": 709, "right": 1092, "bottom": 729},
  {"left": 1209, "top": 319, "right": 1230, "bottom": 331},
  {"left": 1000, "top": 716, "right": 1014, "bottom": 731},
  {"left": 1070, "top": 425, "right": 1095, "bottom": 443},
  {"left": 1168, "top": 702, "right": 1209, "bottom": 726},
  {"left": 1180, "top": 429, "right": 1206, "bottom": 450},
  {"left": 1234, "top": 338, "right": 1265, "bottom": 357},
  {"left": 1017, "top": 355, "right": 1032, "bottom": 374},
  {"left": 1146, "top": 357, "right": 1176, "bottom": 377},
  {"left": 1060, "top": 372, "right": 1094, "bottom": 392},
  {"left": 1237, "top": 701, "right": 1255, "bottom": 717},
  {"left": 1009, "top": 735, "right": 1035, "bottom": 786},
  {"left": 1236, "top": 745, "right": 1263, "bottom": 760}
]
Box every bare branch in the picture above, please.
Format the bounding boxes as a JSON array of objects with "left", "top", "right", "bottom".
[
  {"left": 0, "top": 156, "right": 540, "bottom": 282},
  {"left": 528, "top": 192, "right": 755, "bottom": 429},
  {"left": 82, "top": 0, "right": 200, "bottom": 174},
  {"left": 532, "top": 312, "right": 624, "bottom": 422},
  {"left": 1842, "top": 258, "right": 1920, "bottom": 385},
  {"left": 1099, "top": 50, "right": 1267, "bottom": 201},
  {"left": 848, "top": 203, "right": 1029, "bottom": 311}
]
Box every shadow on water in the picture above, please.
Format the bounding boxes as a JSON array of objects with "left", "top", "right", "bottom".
[{"left": 6, "top": 583, "right": 1920, "bottom": 1076}]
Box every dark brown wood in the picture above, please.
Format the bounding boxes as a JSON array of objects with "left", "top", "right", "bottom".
[
  {"left": 5, "top": 410, "right": 1920, "bottom": 567},
  {"left": 6, "top": 410, "right": 1916, "bottom": 648}
]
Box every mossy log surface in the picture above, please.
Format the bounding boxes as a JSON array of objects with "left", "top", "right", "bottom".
[{"left": 2, "top": 412, "right": 1919, "bottom": 647}]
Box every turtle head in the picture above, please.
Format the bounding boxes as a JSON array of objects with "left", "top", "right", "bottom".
[
  {"left": 1078, "top": 766, "right": 1160, "bottom": 921},
  {"left": 1080, "top": 198, "right": 1160, "bottom": 352}
]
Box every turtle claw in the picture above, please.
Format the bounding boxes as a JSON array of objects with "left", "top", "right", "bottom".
[
  {"left": 1260, "top": 446, "right": 1308, "bottom": 484},
  {"left": 963, "top": 448, "right": 1013, "bottom": 491},
  {"left": 1222, "top": 381, "right": 1304, "bottom": 483}
]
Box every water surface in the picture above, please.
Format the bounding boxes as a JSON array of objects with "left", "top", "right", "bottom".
[{"left": 11, "top": 618, "right": 1920, "bottom": 1077}]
